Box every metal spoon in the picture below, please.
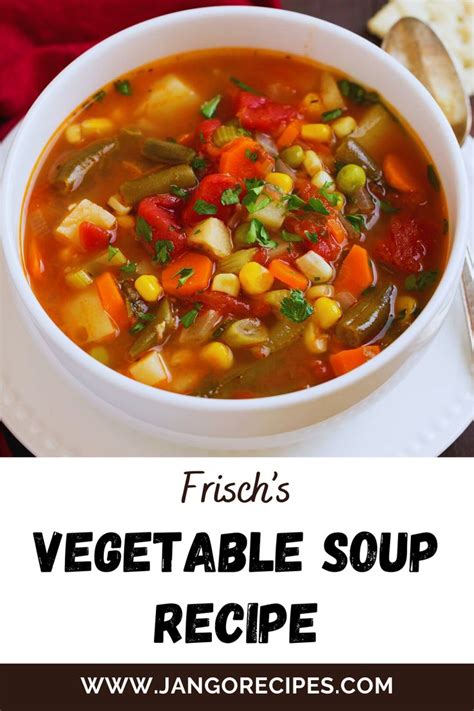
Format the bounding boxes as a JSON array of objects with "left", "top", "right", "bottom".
[{"left": 383, "top": 17, "right": 473, "bottom": 344}]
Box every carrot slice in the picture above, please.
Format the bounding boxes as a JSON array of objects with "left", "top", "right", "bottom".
[
  {"left": 162, "top": 252, "right": 214, "bottom": 297},
  {"left": 329, "top": 345, "right": 380, "bottom": 376},
  {"left": 276, "top": 120, "right": 303, "bottom": 149},
  {"left": 383, "top": 153, "right": 420, "bottom": 192},
  {"left": 269, "top": 259, "right": 309, "bottom": 290},
  {"left": 96, "top": 272, "right": 129, "bottom": 330},
  {"left": 333, "top": 244, "right": 373, "bottom": 298},
  {"left": 327, "top": 216, "right": 347, "bottom": 245},
  {"left": 219, "top": 137, "right": 274, "bottom": 180}
]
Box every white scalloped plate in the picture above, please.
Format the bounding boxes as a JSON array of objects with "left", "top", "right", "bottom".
[{"left": 1, "top": 128, "right": 472, "bottom": 456}]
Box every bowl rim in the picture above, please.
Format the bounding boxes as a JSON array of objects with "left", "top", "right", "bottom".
[{"left": 1, "top": 5, "right": 469, "bottom": 415}]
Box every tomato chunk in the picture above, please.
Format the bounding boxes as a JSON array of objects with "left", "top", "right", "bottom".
[
  {"left": 198, "top": 290, "right": 270, "bottom": 318},
  {"left": 374, "top": 212, "right": 434, "bottom": 273},
  {"left": 79, "top": 221, "right": 111, "bottom": 251},
  {"left": 137, "top": 196, "right": 187, "bottom": 259},
  {"left": 182, "top": 173, "right": 243, "bottom": 226},
  {"left": 235, "top": 91, "right": 300, "bottom": 136},
  {"left": 284, "top": 215, "right": 342, "bottom": 263}
]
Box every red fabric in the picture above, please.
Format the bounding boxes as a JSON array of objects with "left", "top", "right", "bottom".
[{"left": 0, "top": 0, "right": 281, "bottom": 139}]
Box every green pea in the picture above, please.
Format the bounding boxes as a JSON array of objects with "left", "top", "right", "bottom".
[
  {"left": 336, "top": 163, "right": 367, "bottom": 195},
  {"left": 234, "top": 222, "right": 251, "bottom": 247},
  {"left": 280, "top": 145, "right": 304, "bottom": 169}
]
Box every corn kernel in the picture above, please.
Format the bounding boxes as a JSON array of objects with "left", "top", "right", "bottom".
[
  {"left": 304, "top": 321, "right": 328, "bottom": 354},
  {"left": 81, "top": 118, "right": 115, "bottom": 138},
  {"left": 107, "top": 193, "right": 131, "bottom": 216},
  {"left": 65, "top": 123, "right": 82, "bottom": 144},
  {"left": 212, "top": 273, "right": 240, "bottom": 297},
  {"left": 396, "top": 295, "right": 417, "bottom": 319},
  {"left": 301, "top": 123, "right": 333, "bottom": 144},
  {"left": 300, "top": 92, "right": 323, "bottom": 119},
  {"left": 332, "top": 116, "right": 357, "bottom": 138},
  {"left": 117, "top": 215, "right": 135, "bottom": 230},
  {"left": 303, "top": 150, "right": 323, "bottom": 177},
  {"left": 311, "top": 170, "right": 335, "bottom": 190},
  {"left": 200, "top": 342, "right": 234, "bottom": 371},
  {"left": 134, "top": 274, "right": 163, "bottom": 302},
  {"left": 313, "top": 297, "right": 342, "bottom": 330},
  {"left": 239, "top": 262, "right": 274, "bottom": 295},
  {"left": 265, "top": 172, "right": 294, "bottom": 194},
  {"left": 307, "top": 285, "right": 335, "bottom": 300}
]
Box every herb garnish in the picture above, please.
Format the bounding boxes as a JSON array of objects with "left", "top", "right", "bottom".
[
  {"left": 404, "top": 270, "right": 439, "bottom": 291},
  {"left": 107, "top": 245, "right": 119, "bottom": 261},
  {"left": 191, "top": 156, "right": 207, "bottom": 171},
  {"left": 114, "top": 79, "right": 132, "bottom": 96},
  {"left": 319, "top": 181, "right": 338, "bottom": 206},
  {"left": 281, "top": 230, "right": 303, "bottom": 243},
  {"left": 175, "top": 267, "right": 194, "bottom": 288},
  {"left": 304, "top": 231, "right": 319, "bottom": 243},
  {"left": 427, "top": 164, "right": 441, "bottom": 191},
  {"left": 245, "top": 148, "right": 259, "bottom": 162},
  {"left": 345, "top": 214, "right": 365, "bottom": 232},
  {"left": 129, "top": 312, "right": 155, "bottom": 335},
  {"left": 136, "top": 215, "right": 153, "bottom": 243},
  {"left": 180, "top": 303, "right": 203, "bottom": 328},
  {"left": 246, "top": 218, "right": 278, "bottom": 249},
  {"left": 321, "top": 108, "right": 343, "bottom": 122},
  {"left": 221, "top": 185, "right": 242, "bottom": 206},
  {"left": 244, "top": 178, "right": 265, "bottom": 191},
  {"left": 230, "top": 76, "right": 260, "bottom": 94},
  {"left": 280, "top": 289, "right": 314, "bottom": 322},
  {"left": 338, "top": 79, "right": 379, "bottom": 105},
  {"left": 200, "top": 94, "right": 222, "bottom": 119},
  {"left": 194, "top": 199, "right": 217, "bottom": 215},
  {"left": 305, "top": 197, "right": 330, "bottom": 215},
  {"left": 120, "top": 261, "right": 137, "bottom": 273},
  {"left": 170, "top": 185, "right": 188, "bottom": 199},
  {"left": 154, "top": 240, "right": 174, "bottom": 265},
  {"left": 283, "top": 194, "right": 306, "bottom": 211}
]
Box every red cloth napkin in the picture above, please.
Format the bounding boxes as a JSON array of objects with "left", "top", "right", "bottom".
[
  {"left": 0, "top": 0, "right": 281, "bottom": 140},
  {"left": 0, "top": 0, "right": 280, "bottom": 456}
]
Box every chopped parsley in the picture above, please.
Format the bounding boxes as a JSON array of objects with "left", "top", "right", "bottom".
[
  {"left": 427, "top": 164, "right": 441, "bottom": 191},
  {"left": 321, "top": 108, "right": 343, "bottom": 122},
  {"left": 305, "top": 197, "right": 330, "bottom": 215},
  {"left": 345, "top": 213, "right": 365, "bottom": 232},
  {"left": 200, "top": 94, "right": 222, "bottom": 119},
  {"left": 284, "top": 193, "right": 306, "bottom": 211},
  {"left": 153, "top": 240, "right": 174, "bottom": 265},
  {"left": 230, "top": 76, "right": 260, "bottom": 94},
  {"left": 136, "top": 215, "right": 153, "bottom": 243},
  {"left": 338, "top": 79, "right": 379, "bottom": 105},
  {"left": 281, "top": 230, "right": 303, "bottom": 243},
  {"left": 180, "top": 303, "right": 203, "bottom": 328},
  {"left": 107, "top": 245, "right": 119, "bottom": 261},
  {"left": 245, "top": 148, "right": 259, "bottom": 162},
  {"left": 194, "top": 199, "right": 217, "bottom": 216},
  {"left": 280, "top": 289, "right": 314, "bottom": 323},
  {"left": 405, "top": 270, "right": 439, "bottom": 292},
  {"left": 244, "top": 178, "right": 265, "bottom": 191},
  {"left": 304, "top": 231, "right": 319, "bottom": 243},
  {"left": 221, "top": 185, "right": 242, "bottom": 206},
  {"left": 320, "top": 181, "right": 339, "bottom": 206},
  {"left": 242, "top": 181, "right": 267, "bottom": 213},
  {"left": 120, "top": 261, "right": 137, "bottom": 273},
  {"left": 379, "top": 199, "right": 399, "bottom": 214},
  {"left": 246, "top": 194, "right": 272, "bottom": 214},
  {"left": 191, "top": 156, "right": 207, "bottom": 171},
  {"left": 246, "top": 218, "right": 278, "bottom": 249},
  {"left": 175, "top": 267, "right": 194, "bottom": 288},
  {"left": 114, "top": 79, "right": 132, "bottom": 96},
  {"left": 129, "top": 312, "right": 155, "bottom": 335},
  {"left": 129, "top": 322, "right": 145, "bottom": 334},
  {"left": 170, "top": 185, "right": 188, "bottom": 198}
]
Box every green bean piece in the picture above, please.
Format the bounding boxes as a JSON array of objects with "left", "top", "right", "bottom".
[
  {"left": 267, "top": 319, "right": 305, "bottom": 352},
  {"left": 335, "top": 138, "right": 382, "bottom": 181},
  {"left": 336, "top": 284, "right": 395, "bottom": 347},
  {"left": 53, "top": 138, "right": 118, "bottom": 192},
  {"left": 221, "top": 318, "right": 268, "bottom": 348},
  {"left": 129, "top": 319, "right": 158, "bottom": 359},
  {"left": 120, "top": 164, "right": 197, "bottom": 205},
  {"left": 142, "top": 138, "right": 196, "bottom": 165}
]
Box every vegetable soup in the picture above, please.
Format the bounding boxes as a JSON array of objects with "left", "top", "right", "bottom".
[{"left": 23, "top": 49, "right": 448, "bottom": 398}]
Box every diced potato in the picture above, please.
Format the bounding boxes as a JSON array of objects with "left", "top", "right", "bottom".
[
  {"left": 139, "top": 74, "right": 200, "bottom": 122},
  {"left": 247, "top": 191, "right": 287, "bottom": 230},
  {"left": 81, "top": 118, "right": 115, "bottom": 138},
  {"left": 320, "top": 71, "right": 345, "bottom": 111},
  {"left": 62, "top": 286, "right": 116, "bottom": 344},
  {"left": 65, "top": 124, "right": 82, "bottom": 144},
  {"left": 350, "top": 104, "right": 395, "bottom": 156},
  {"left": 296, "top": 251, "right": 334, "bottom": 283},
  {"left": 187, "top": 218, "right": 233, "bottom": 259},
  {"left": 129, "top": 351, "right": 170, "bottom": 386},
  {"left": 56, "top": 199, "right": 116, "bottom": 247}
]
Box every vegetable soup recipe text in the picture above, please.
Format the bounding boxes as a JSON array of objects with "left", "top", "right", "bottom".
[{"left": 24, "top": 49, "right": 448, "bottom": 398}]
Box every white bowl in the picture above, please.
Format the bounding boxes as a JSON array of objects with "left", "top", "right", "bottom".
[{"left": 0, "top": 7, "right": 469, "bottom": 448}]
